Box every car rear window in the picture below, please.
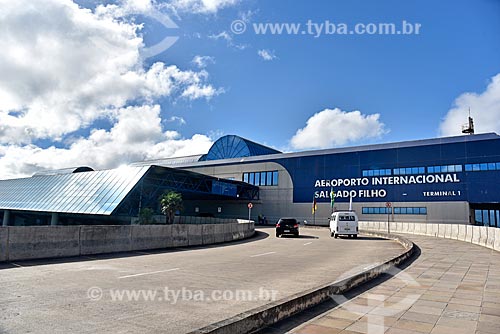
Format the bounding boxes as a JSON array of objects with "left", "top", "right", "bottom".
[
  {"left": 279, "top": 219, "right": 297, "bottom": 224},
  {"left": 339, "top": 215, "right": 356, "bottom": 221}
]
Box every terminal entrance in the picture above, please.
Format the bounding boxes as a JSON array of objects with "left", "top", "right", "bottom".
[{"left": 471, "top": 204, "right": 500, "bottom": 227}]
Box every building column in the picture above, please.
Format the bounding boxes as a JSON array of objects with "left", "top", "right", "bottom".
[
  {"left": 2, "top": 210, "right": 9, "bottom": 226},
  {"left": 50, "top": 212, "right": 59, "bottom": 226}
]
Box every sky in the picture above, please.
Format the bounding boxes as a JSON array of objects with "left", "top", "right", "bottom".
[{"left": 0, "top": 0, "right": 499, "bottom": 179}]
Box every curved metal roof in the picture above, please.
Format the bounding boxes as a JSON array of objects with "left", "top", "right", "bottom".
[{"left": 202, "top": 135, "right": 281, "bottom": 161}]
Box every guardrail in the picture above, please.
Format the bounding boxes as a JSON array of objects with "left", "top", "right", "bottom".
[
  {"left": 359, "top": 221, "right": 500, "bottom": 252},
  {"left": 0, "top": 221, "right": 254, "bottom": 262}
]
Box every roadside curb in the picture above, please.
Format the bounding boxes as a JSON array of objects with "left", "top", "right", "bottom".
[{"left": 189, "top": 231, "right": 416, "bottom": 334}]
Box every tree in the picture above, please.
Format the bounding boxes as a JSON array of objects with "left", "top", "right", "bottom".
[
  {"left": 139, "top": 207, "right": 155, "bottom": 224},
  {"left": 160, "top": 191, "right": 183, "bottom": 224}
]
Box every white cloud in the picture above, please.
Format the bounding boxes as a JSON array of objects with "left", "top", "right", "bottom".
[
  {"left": 257, "top": 49, "right": 277, "bottom": 61},
  {"left": 168, "top": 0, "right": 238, "bottom": 14},
  {"left": 0, "top": 0, "right": 221, "bottom": 179},
  {"left": 192, "top": 55, "right": 215, "bottom": 68},
  {"left": 440, "top": 73, "right": 500, "bottom": 137},
  {"left": 166, "top": 116, "right": 187, "bottom": 125},
  {"left": 0, "top": 105, "right": 213, "bottom": 179},
  {"left": 208, "top": 31, "right": 247, "bottom": 50},
  {"left": 290, "top": 108, "right": 387, "bottom": 150}
]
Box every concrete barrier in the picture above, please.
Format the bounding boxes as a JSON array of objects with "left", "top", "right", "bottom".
[
  {"left": 80, "top": 226, "right": 131, "bottom": 255},
  {"left": 458, "top": 224, "right": 467, "bottom": 242},
  {"left": 0, "top": 227, "right": 8, "bottom": 262},
  {"left": 202, "top": 224, "right": 216, "bottom": 245},
  {"left": 0, "top": 222, "right": 254, "bottom": 262},
  {"left": 466, "top": 225, "right": 474, "bottom": 243},
  {"left": 8, "top": 226, "right": 80, "bottom": 261},
  {"left": 486, "top": 227, "right": 495, "bottom": 249},
  {"left": 495, "top": 229, "right": 500, "bottom": 252},
  {"left": 359, "top": 221, "right": 500, "bottom": 253},
  {"left": 131, "top": 225, "right": 172, "bottom": 250},
  {"left": 188, "top": 225, "right": 203, "bottom": 247},
  {"left": 171, "top": 224, "right": 189, "bottom": 248}
]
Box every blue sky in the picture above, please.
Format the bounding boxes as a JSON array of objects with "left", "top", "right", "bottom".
[
  {"left": 0, "top": 0, "right": 499, "bottom": 178},
  {"left": 146, "top": 0, "right": 500, "bottom": 147}
]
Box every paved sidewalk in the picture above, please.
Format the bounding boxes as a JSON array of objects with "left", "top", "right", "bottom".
[{"left": 288, "top": 234, "right": 500, "bottom": 334}]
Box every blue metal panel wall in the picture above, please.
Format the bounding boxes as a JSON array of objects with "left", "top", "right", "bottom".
[{"left": 273, "top": 137, "right": 500, "bottom": 204}]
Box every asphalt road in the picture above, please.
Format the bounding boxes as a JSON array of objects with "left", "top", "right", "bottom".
[{"left": 0, "top": 227, "right": 404, "bottom": 334}]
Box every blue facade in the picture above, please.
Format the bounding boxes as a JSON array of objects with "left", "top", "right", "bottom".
[{"left": 269, "top": 133, "right": 500, "bottom": 205}]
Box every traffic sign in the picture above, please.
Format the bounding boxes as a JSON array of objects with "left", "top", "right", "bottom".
[
  {"left": 248, "top": 203, "right": 253, "bottom": 209},
  {"left": 386, "top": 202, "right": 392, "bottom": 208}
]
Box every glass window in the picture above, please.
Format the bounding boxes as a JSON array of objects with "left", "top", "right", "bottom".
[
  {"left": 455, "top": 165, "right": 463, "bottom": 172},
  {"left": 488, "top": 163, "right": 496, "bottom": 171},
  {"left": 249, "top": 173, "right": 254, "bottom": 185},
  {"left": 496, "top": 162, "right": 500, "bottom": 170},
  {"left": 448, "top": 165, "right": 455, "bottom": 172},
  {"left": 260, "top": 172, "right": 267, "bottom": 186},
  {"left": 362, "top": 170, "right": 368, "bottom": 177},
  {"left": 393, "top": 168, "right": 399, "bottom": 175},
  {"left": 480, "top": 163, "right": 488, "bottom": 171},
  {"left": 400, "top": 207, "right": 407, "bottom": 214},
  {"left": 373, "top": 170, "right": 380, "bottom": 176},
  {"left": 420, "top": 207, "right": 427, "bottom": 215},
  {"left": 489, "top": 210, "right": 496, "bottom": 227},
  {"left": 405, "top": 168, "right": 411, "bottom": 174},
  {"left": 380, "top": 169, "right": 386, "bottom": 176},
  {"left": 254, "top": 173, "right": 260, "bottom": 186},
  {"left": 394, "top": 207, "right": 401, "bottom": 214},
  {"left": 465, "top": 164, "right": 472, "bottom": 171},
  {"left": 474, "top": 210, "right": 483, "bottom": 225},
  {"left": 399, "top": 168, "right": 406, "bottom": 175},
  {"left": 243, "top": 173, "right": 248, "bottom": 183},
  {"left": 483, "top": 210, "right": 489, "bottom": 226},
  {"left": 496, "top": 210, "right": 500, "bottom": 228},
  {"left": 473, "top": 164, "right": 480, "bottom": 171},
  {"left": 266, "top": 172, "right": 272, "bottom": 185},
  {"left": 362, "top": 207, "right": 369, "bottom": 214},
  {"left": 411, "top": 167, "right": 418, "bottom": 174},
  {"left": 272, "top": 171, "right": 279, "bottom": 186},
  {"left": 427, "top": 166, "right": 434, "bottom": 173}
]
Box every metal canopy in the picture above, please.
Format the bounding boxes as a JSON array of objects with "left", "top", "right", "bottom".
[
  {"left": 0, "top": 167, "right": 149, "bottom": 215},
  {"left": 0, "top": 165, "right": 259, "bottom": 217},
  {"left": 114, "top": 165, "right": 259, "bottom": 217}
]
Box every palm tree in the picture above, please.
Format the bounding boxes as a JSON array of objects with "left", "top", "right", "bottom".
[{"left": 160, "top": 191, "right": 183, "bottom": 224}]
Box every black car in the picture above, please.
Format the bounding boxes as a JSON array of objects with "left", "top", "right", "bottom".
[{"left": 276, "top": 218, "right": 299, "bottom": 237}]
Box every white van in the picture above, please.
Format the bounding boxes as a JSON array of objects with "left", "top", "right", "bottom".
[{"left": 329, "top": 211, "right": 359, "bottom": 238}]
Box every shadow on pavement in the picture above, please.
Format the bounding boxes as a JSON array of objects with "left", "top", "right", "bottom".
[
  {"left": 255, "top": 244, "right": 422, "bottom": 334},
  {"left": 277, "top": 234, "right": 319, "bottom": 239}
]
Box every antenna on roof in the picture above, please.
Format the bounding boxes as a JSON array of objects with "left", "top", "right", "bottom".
[{"left": 461, "top": 107, "right": 475, "bottom": 135}]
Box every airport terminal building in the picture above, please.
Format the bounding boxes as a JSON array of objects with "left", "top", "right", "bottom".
[{"left": 1, "top": 133, "right": 500, "bottom": 227}]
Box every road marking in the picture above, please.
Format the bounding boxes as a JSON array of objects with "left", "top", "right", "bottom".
[
  {"left": 118, "top": 268, "right": 180, "bottom": 279},
  {"left": 10, "top": 262, "right": 23, "bottom": 268},
  {"left": 303, "top": 242, "right": 313, "bottom": 246},
  {"left": 250, "top": 252, "right": 276, "bottom": 258}
]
